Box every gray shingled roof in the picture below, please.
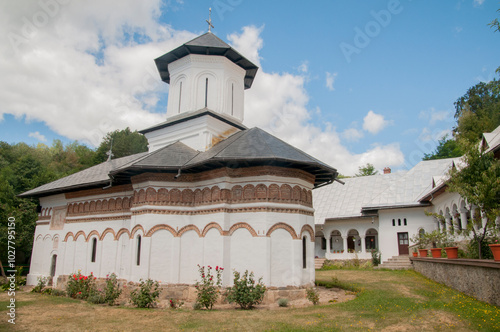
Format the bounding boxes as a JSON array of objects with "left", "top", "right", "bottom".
[
  {"left": 313, "top": 158, "right": 459, "bottom": 224},
  {"left": 139, "top": 108, "right": 247, "bottom": 135},
  {"left": 21, "top": 128, "right": 337, "bottom": 198},
  {"left": 155, "top": 32, "right": 258, "bottom": 89},
  {"left": 113, "top": 127, "right": 337, "bottom": 187},
  {"left": 18, "top": 153, "right": 148, "bottom": 198}
]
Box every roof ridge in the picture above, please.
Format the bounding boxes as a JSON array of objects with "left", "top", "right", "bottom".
[{"left": 209, "top": 128, "right": 253, "bottom": 159}]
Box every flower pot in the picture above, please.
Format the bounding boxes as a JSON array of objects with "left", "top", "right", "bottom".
[
  {"left": 418, "top": 249, "right": 428, "bottom": 257},
  {"left": 412, "top": 252, "right": 418, "bottom": 257},
  {"left": 444, "top": 247, "right": 458, "bottom": 259},
  {"left": 489, "top": 244, "right": 500, "bottom": 262},
  {"left": 430, "top": 248, "right": 442, "bottom": 258}
]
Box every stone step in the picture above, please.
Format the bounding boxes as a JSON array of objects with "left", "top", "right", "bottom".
[
  {"left": 314, "top": 258, "right": 326, "bottom": 269},
  {"left": 376, "top": 255, "right": 412, "bottom": 270}
]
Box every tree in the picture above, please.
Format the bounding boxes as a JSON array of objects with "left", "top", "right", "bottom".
[
  {"left": 355, "top": 163, "right": 378, "bottom": 177},
  {"left": 94, "top": 127, "right": 148, "bottom": 163},
  {"left": 453, "top": 79, "right": 500, "bottom": 143},
  {"left": 446, "top": 139, "right": 500, "bottom": 259},
  {"left": 423, "top": 135, "right": 462, "bottom": 160},
  {"left": 489, "top": 8, "right": 500, "bottom": 74}
]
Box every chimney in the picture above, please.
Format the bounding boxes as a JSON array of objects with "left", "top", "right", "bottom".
[{"left": 383, "top": 167, "right": 391, "bottom": 174}]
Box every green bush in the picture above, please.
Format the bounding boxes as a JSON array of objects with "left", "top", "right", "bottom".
[
  {"left": 371, "top": 250, "right": 381, "bottom": 266},
  {"left": 103, "top": 273, "right": 122, "bottom": 305},
  {"left": 31, "top": 276, "right": 48, "bottom": 293},
  {"left": 50, "top": 289, "right": 66, "bottom": 297},
  {"left": 169, "top": 298, "right": 184, "bottom": 309},
  {"left": 277, "top": 298, "right": 289, "bottom": 307},
  {"left": 306, "top": 288, "right": 319, "bottom": 305},
  {"left": 66, "top": 271, "right": 97, "bottom": 299},
  {"left": 130, "top": 279, "right": 160, "bottom": 308},
  {"left": 194, "top": 265, "right": 223, "bottom": 310},
  {"left": 87, "top": 292, "right": 106, "bottom": 304},
  {"left": 192, "top": 302, "right": 202, "bottom": 310},
  {"left": 225, "top": 270, "right": 266, "bottom": 310}
]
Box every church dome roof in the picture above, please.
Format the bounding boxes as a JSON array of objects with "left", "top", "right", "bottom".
[{"left": 155, "top": 32, "right": 259, "bottom": 89}]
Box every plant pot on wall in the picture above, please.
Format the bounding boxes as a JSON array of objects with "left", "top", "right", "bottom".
[
  {"left": 430, "top": 248, "right": 442, "bottom": 258},
  {"left": 412, "top": 252, "right": 418, "bottom": 257},
  {"left": 489, "top": 244, "right": 500, "bottom": 262},
  {"left": 444, "top": 247, "right": 458, "bottom": 259},
  {"left": 418, "top": 249, "right": 428, "bottom": 257}
]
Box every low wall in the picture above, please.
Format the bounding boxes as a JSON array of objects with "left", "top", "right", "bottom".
[
  {"left": 411, "top": 258, "right": 500, "bottom": 307},
  {"left": 55, "top": 275, "right": 308, "bottom": 306}
]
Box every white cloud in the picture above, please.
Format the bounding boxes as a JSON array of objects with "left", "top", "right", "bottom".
[
  {"left": 0, "top": 0, "right": 195, "bottom": 146},
  {"left": 28, "top": 131, "right": 47, "bottom": 142},
  {"left": 342, "top": 128, "right": 364, "bottom": 142},
  {"left": 419, "top": 108, "right": 451, "bottom": 125},
  {"left": 362, "top": 110, "right": 390, "bottom": 134},
  {"left": 325, "top": 72, "right": 337, "bottom": 91},
  {"left": 227, "top": 25, "right": 264, "bottom": 67},
  {"left": 297, "top": 61, "right": 308, "bottom": 73},
  {"left": 419, "top": 127, "right": 451, "bottom": 142},
  {"left": 231, "top": 27, "right": 404, "bottom": 175},
  {"left": 473, "top": 0, "right": 485, "bottom": 7}
]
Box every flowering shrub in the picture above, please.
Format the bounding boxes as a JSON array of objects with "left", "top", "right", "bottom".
[
  {"left": 194, "top": 265, "right": 223, "bottom": 310},
  {"left": 169, "top": 298, "right": 184, "bottom": 309},
  {"left": 31, "top": 276, "right": 48, "bottom": 293},
  {"left": 277, "top": 298, "right": 289, "bottom": 307},
  {"left": 103, "top": 273, "right": 122, "bottom": 305},
  {"left": 306, "top": 287, "right": 319, "bottom": 305},
  {"left": 225, "top": 270, "right": 266, "bottom": 310},
  {"left": 66, "top": 271, "right": 97, "bottom": 299},
  {"left": 130, "top": 279, "right": 160, "bottom": 308}
]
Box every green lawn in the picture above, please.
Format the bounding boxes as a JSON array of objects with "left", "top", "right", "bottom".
[{"left": 1, "top": 269, "right": 499, "bottom": 331}]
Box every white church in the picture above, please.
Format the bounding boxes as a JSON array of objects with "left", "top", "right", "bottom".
[{"left": 21, "top": 30, "right": 338, "bottom": 288}]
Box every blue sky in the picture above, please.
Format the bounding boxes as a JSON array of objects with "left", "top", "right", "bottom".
[{"left": 0, "top": 0, "right": 499, "bottom": 175}]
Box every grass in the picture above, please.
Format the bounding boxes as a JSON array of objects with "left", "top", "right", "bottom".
[{"left": 1, "top": 270, "right": 499, "bottom": 331}]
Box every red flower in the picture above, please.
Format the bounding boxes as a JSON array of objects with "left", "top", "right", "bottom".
[
  {"left": 73, "top": 274, "right": 76, "bottom": 278},
  {"left": 216, "top": 266, "right": 219, "bottom": 271},
  {"left": 78, "top": 292, "right": 81, "bottom": 294},
  {"left": 84, "top": 276, "right": 88, "bottom": 280},
  {"left": 94, "top": 277, "right": 97, "bottom": 280}
]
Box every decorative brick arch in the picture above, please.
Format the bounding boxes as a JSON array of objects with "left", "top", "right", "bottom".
[
  {"left": 89, "top": 201, "right": 96, "bottom": 212},
  {"left": 122, "top": 197, "right": 130, "bottom": 209},
  {"left": 202, "top": 187, "right": 211, "bottom": 202},
  {"left": 96, "top": 200, "right": 103, "bottom": 211},
  {"left": 100, "top": 228, "right": 116, "bottom": 241},
  {"left": 116, "top": 228, "right": 131, "bottom": 240},
  {"left": 280, "top": 184, "right": 292, "bottom": 200},
  {"left": 255, "top": 184, "right": 267, "bottom": 199},
  {"left": 145, "top": 224, "right": 177, "bottom": 237},
  {"left": 194, "top": 189, "right": 202, "bottom": 204},
  {"left": 115, "top": 197, "right": 123, "bottom": 210},
  {"left": 84, "top": 202, "right": 90, "bottom": 212},
  {"left": 170, "top": 189, "right": 181, "bottom": 203},
  {"left": 300, "top": 224, "right": 315, "bottom": 242},
  {"left": 146, "top": 188, "right": 157, "bottom": 202},
  {"left": 301, "top": 188, "right": 307, "bottom": 203},
  {"left": 67, "top": 205, "right": 73, "bottom": 214},
  {"left": 182, "top": 189, "right": 194, "bottom": 204},
  {"left": 43, "top": 234, "right": 52, "bottom": 241},
  {"left": 138, "top": 189, "right": 146, "bottom": 202},
  {"left": 108, "top": 198, "right": 116, "bottom": 211},
  {"left": 102, "top": 200, "right": 108, "bottom": 211},
  {"left": 266, "top": 222, "right": 298, "bottom": 239},
  {"left": 292, "top": 186, "right": 301, "bottom": 201},
  {"left": 201, "top": 222, "right": 224, "bottom": 237},
  {"left": 231, "top": 185, "right": 243, "bottom": 200},
  {"left": 269, "top": 184, "right": 280, "bottom": 200},
  {"left": 63, "top": 232, "right": 75, "bottom": 242},
  {"left": 130, "top": 225, "right": 145, "bottom": 238},
  {"left": 86, "top": 230, "right": 100, "bottom": 242},
  {"left": 157, "top": 188, "right": 169, "bottom": 202},
  {"left": 211, "top": 186, "right": 221, "bottom": 201},
  {"left": 36, "top": 234, "right": 43, "bottom": 241},
  {"left": 243, "top": 184, "right": 255, "bottom": 200},
  {"left": 228, "top": 222, "right": 258, "bottom": 237},
  {"left": 47, "top": 207, "right": 52, "bottom": 216},
  {"left": 178, "top": 224, "right": 202, "bottom": 238},
  {"left": 74, "top": 231, "right": 86, "bottom": 241}
]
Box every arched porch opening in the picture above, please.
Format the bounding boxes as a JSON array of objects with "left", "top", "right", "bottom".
[{"left": 365, "top": 228, "right": 378, "bottom": 251}]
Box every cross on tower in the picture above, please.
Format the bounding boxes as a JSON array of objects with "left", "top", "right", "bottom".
[{"left": 206, "top": 7, "right": 214, "bottom": 32}]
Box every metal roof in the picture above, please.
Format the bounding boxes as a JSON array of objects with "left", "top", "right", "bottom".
[
  {"left": 139, "top": 108, "right": 247, "bottom": 135},
  {"left": 313, "top": 158, "right": 459, "bottom": 224},
  {"left": 21, "top": 128, "right": 337, "bottom": 198},
  {"left": 18, "top": 153, "right": 148, "bottom": 198},
  {"left": 154, "top": 32, "right": 259, "bottom": 89}
]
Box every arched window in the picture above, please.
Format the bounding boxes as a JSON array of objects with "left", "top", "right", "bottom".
[
  {"left": 136, "top": 235, "right": 142, "bottom": 266},
  {"left": 302, "top": 236, "right": 307, "bottom": 269},
  {"left": 398, "top": 219, "right": 401, "bottom": 226},
  {"left": 418, "top": 228, "right": 425, "bottom": 238},
  {"left": 404, "top": 218, "right": 407, "bottom": 226},
  {"left": 205, "top": 78, "right": 208, "bottom": 108},
  {"left": 178, "top": 81, "right": 182, "bottom": 113},
  {"left": 91, "top": 238, "right": 97, "bottom": 263},
  {"left": 392, "top": 219, "right": 395, "bottom": 226}
]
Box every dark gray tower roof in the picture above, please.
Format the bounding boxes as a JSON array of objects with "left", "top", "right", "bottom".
[{"left": 154, "top": 32, "right": 259, "bottom": 89}]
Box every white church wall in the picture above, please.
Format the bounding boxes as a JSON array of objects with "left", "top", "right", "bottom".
[
  {"left": 229, "top": 228, "right": 268, "bottom": 285},
  {"left": 179, "top": 230, "right": 204, "bottom": 284},
  {"left": 270, "top": 228, "right": 294, "bottom": 286},
  {"left": 149, "top": 229, "right": 176, "bottom": 283},
  {"left": 203, "top": 228, "right": 224, "bottom": 274},
  {"left": 99, "top": 233, "right": 118, "bottom": 278}
]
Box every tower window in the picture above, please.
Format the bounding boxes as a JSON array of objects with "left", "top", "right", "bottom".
[
  {"left": 136, "top": 235, "right": 142, "bottom": 266},
  {"left": 91, "top": 238, "right": 97, "bottom": 263},
  {"left": 398, "top": 219, "right": 401, "bottom": 226},
  {"left": 404, "top": 218, "right": 407, "bottom": 226},
  {"left": 178, "top": 81, "right": 182, "bottom": 113},
  {"left": 392, "top": 219, "right": 395, "bottom": 226},
  {"left": 302, "top": 236, "right": 307, "bottom": 269},
  {"left": 231, "top": 83, "right": 234, "bottom": 115},
  {"left": 205, "top": 78, "right": 208, "bottom": 108}
]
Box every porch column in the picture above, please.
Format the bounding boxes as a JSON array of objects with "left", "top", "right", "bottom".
[
  {"left": 470, "top": 205, "right": 479, "bottom": 232},
  {"left": 445, "top": 215, "right": 453, "bottom": 233},
  {"left": 481, "top": 210, "right": 488, "bottom": 229},
  {"left": 460, "top": 209, "right": 468, "bottom": 230},
  {"left": 436, "top": 219, "right": 441, "bottom": 231},
  {"left": 342, "top": 236, "right": 348, "bottom": 254},
  {"left": 495, "top": 216, "right": 500, "bottom": 229},
  {"left": 452, "top": 214, "right": 460, "bottom": 232},
  {"left": 325, "top": 235, "right": 331, "bottom": 255},
  {"left": 360, "top": 235, "right": 366, "bottom": 254}
]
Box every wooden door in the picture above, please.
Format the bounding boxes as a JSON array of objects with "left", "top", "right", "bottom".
[{"left": 397, "top": 232, "right": 409, "bottom": 255}]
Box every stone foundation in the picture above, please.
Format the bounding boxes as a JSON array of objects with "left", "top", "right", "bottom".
[{"left": 55, "top": 275, "right": 308, "bottom": 305}]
